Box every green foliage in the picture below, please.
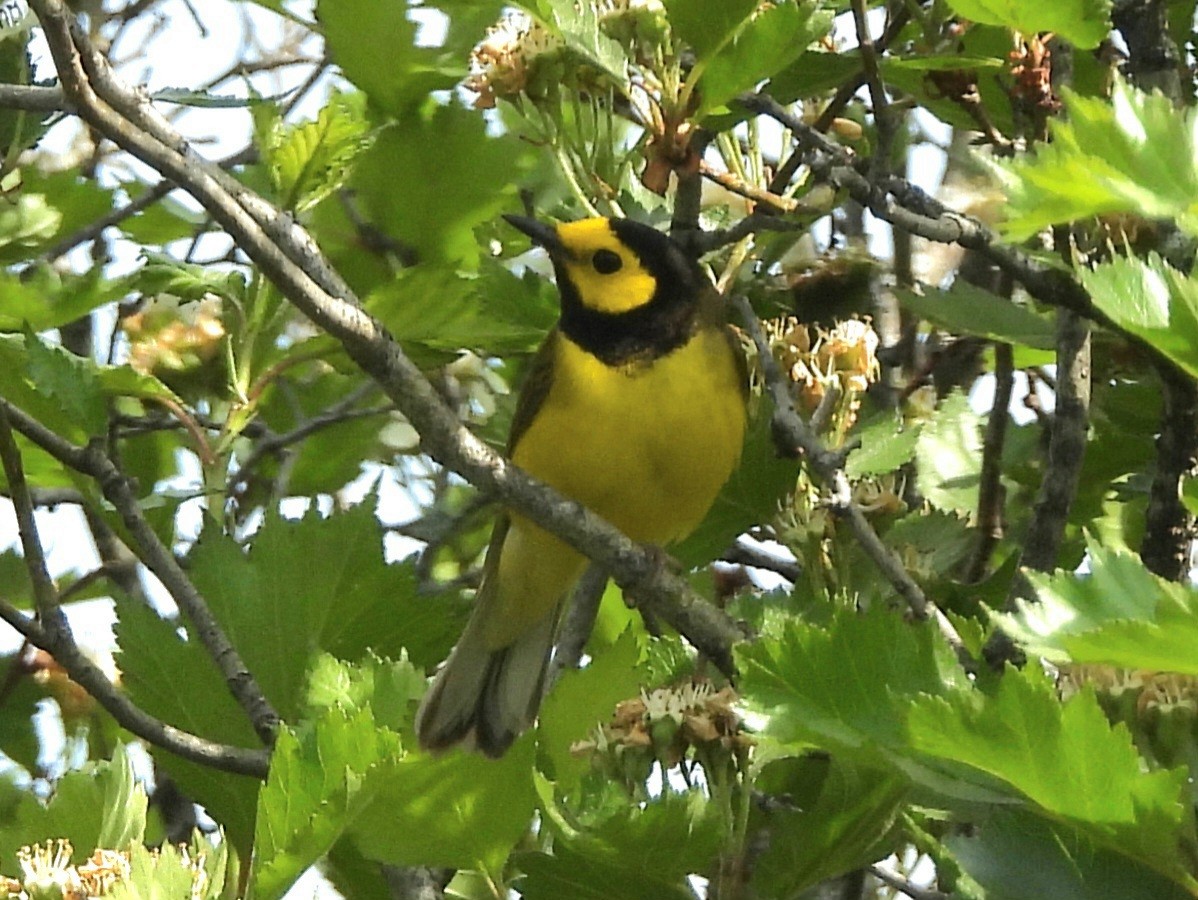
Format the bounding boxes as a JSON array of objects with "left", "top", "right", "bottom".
[
  {"left": 944, "top": 0, "right": 1111, "bottom": 49},
  {"left": 996, "top": 79, "right": 1198, "bottom": 239},
  {"left": 1001, "top": 539, "right": 1198, "bottom": 674},
  {"left": 6, "top": 1, "right": 1198, "bottom": 898}
]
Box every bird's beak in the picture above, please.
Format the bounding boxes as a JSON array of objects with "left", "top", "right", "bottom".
[{"left": 503, "top": 214, "right": 566, "bottom": 256}]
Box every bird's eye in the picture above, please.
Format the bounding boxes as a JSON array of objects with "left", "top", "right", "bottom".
[{"left": 592, "top": 249, "right": 623, "bottom": 274}]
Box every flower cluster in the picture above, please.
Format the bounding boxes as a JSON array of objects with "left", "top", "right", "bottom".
[
  {"left": 124, "top": 296, "right": 225, "bottom": 379},
  {"left": 768, "top": 316, "right": 880, "bottom": 435},
  {"left": 573, "top": 681, "right": 750, "bottom": 782},
  {"left": 5, "top": 841, "right": 210, "bottom": 900}
]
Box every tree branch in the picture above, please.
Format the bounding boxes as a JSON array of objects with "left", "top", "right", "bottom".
[
  {"left": 731, "top": 295, "right": 964, "bottom": 656},
  {"left": 30, "top": 0, "right": 746, "bottom": 677},
  {"left": 0, "top": 84, "right": 68, "bottom": 112},
  {"left": 0, "top": 397, "right": 281, "bottom": 744},
  {"left": 0, "top": 404, "right": 268, "bottom": 777},
  {"left": 965, "top": 343, "right": 1013, "bottom": 583}
]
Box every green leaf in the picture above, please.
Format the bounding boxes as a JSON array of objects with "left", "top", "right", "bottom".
[
  {"left": 185, "top": 503, "right": 463, "bottom": 725},
  {"left": 350, "top": 737, "right": 538, "bottom": 872},
  {"left": 0, "top": 745, "right": 147, "bottom": 868},
  {"left": 915, "top": 391, "right": 982, "bottom": 515},
  {"left": 536, "top": 0, "right": 631, "bottom": 86},
  {"left": 897, "top": 282, "right": 1056, "bottom": 349},
  {"left": 539, "top": 628, "right": 644, "bottom": 787},
  {"left": 318, "top": 0, "right": 462, "bottom": 116},
  {"left": 751, "top": 756, "right": 907, "bottom": 897},
  {"left": 352, "top": 105, "right": 528, "bottom": 264},
  {"left": 135, "top": 252, "right": 247, "bottom": 303},
  {"left": 0, "top": 191, "right": 60, "bottom": 262},
  {"left": 250, "top": 703, "right": 401, "bottom": 900},
  {"left": 949, "top": 808, "right": 1193, "bottom": 900},
  {"left": 846, "top": 412, "right": 920, "bottom": 479},
  {"left": 367, "top": 262, "right": 556, "bottom": 362},
  {"left": 663, "top": 0, "right": 757, "bottom": 61},
  {"left": 1077, "top": 253, "right": 1198, "bottom": 379},
  {"left": 110, "top": 832, "right": 230, "bottom": 900},
  {"left": 267, "top": 93, "right": 370, "bottom": 213},
  {"left": 518, "top": 846, "right": 695, "bottom": 900},
  {"left": 114, "top": 596, "right": 262, "bottom": 856},
  {"left": 908, "top": 666, "right": 1189, "bottom": 879},
  {"left": 523, "top": 787, "right": 721, "bottom": 899},
  {"left": 23, "top": 330, "right": 107, "bottom": 436},
  {"left": 995, "top": 80, "right": 1198, "bottom": 239},
  {"left": 944, "top": 0, "right": 1110, "bottom": 49},
  {"left": 737, "top": 607, "right": 964, "bottom": 754},
  {"left": 1000, "top": 539, "right": 1198, "bottom": 675},
  {"left": 696, "top": 2, "right": 832, "bottom": 115},
  {"left": 673, "top": 399, "right": 796, "bottom": 567}
]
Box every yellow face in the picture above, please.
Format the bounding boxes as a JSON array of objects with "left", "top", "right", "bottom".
[{"left": 554, "top": 219, "right": 657, "bottom": 315}]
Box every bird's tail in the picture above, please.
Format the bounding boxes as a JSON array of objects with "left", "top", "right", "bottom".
[{"left": 415, "top": 605, "right": 560, "bottom": 758}]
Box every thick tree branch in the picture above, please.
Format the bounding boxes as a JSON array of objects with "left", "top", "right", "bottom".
[
  {"left": 0, "top": 397, "right": 281, "bottom": 744},
  {"left": 0, "top": 404, "right": 268, "bottom": 777},
  {"left": 30, "top": 0, "right": 745, "bottom": 676},
  {"left": 732, "top": 295, "right": 964, "bottom": 655},
  {"left": 1141, "top": 366, "right": 1198, "bottom": 580}
]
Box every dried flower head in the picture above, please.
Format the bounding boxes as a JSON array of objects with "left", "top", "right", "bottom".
[
  {"left": 464, "top": 12, "right": 563, "bottom": 108},
  {"left": 75, "top": 850, "right": 131, "bottom": 898}
]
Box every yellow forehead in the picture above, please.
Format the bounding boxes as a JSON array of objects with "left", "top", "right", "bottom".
[{"left": 554, "top": 218, "right": 655, "bottom": 315}]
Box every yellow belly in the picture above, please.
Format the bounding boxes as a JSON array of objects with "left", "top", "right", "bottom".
[{"left": 485, "top": 326, "right": 746, "bottom": 648}]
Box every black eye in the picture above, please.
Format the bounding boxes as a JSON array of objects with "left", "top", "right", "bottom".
[{"left": 592, "top": 249, "right": 623, "bottom": 274}]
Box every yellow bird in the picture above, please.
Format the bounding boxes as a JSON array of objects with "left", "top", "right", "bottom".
[{"left": 416, "top": 215, "right": 747, "bottom": 756}]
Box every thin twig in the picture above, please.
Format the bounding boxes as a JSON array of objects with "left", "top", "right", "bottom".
[
  {"left": 965, "top": 343, "right": 1014, "bottom": 583},
  {"left": 732, "top": 295, "right": 965, "bottom": 656},
  {"left": 0, "top": 397, "right": 281, "bottom": 744},
  {"left": 0, "top": 405, "right": 268, "bottom": 777},
  {"left": 868, "top": 865, "right": 949, "bottom": 900},
  {"left": 851, "top": 0, "right": 896, "bottom": 178},
  {"left": 721, "top": 540, "right": 801, "bottom": 583},
  {"left": 547, "top": 564, "right": 609, "bottom": 688}
]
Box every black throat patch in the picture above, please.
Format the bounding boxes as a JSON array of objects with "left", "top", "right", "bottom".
[{"left": 555, "top": 221, "right": 701, "bottom": 367}]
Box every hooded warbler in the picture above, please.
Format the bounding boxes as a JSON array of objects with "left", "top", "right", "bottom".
[{"left": 416, "top": 215, "right": 747, "bottom": 757}]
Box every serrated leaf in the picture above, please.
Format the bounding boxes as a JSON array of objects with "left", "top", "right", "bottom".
[
  {"left": 268, "top": 93, "right": 370, "bottom": 213},
  {"left": 0, "top": 745, "right": 147, "bottom": 869},
  {"left": 250, "top": 703, "right": 400, "bottom": 900},
  {"left": 915, "top": 391, "right": 981, "bottom": 515},
  {"left": 662, "top": 0, "right": 757, "bottom": 61},
  {"left": 995, "top": 80, "right": 1198, "bottom": 239},
  {"left": 135, "top": 253, "right": 247, "bottom": 303},
  {"left": 110, "top": 832, "right": 229, "bottom": 900},
  {"left": 537, "top": 0, "right": 631, "bottom": 86},
  {"left": 366, "top": 262, "right": 556, "bottom": 361},
  {"left": 114, "top": 596, "right": 262, "bottom": 855},
  {"left": 945, "top": 0, "right": 1110, "bottom": 49},
  {"left": 351, "top": 105, "right": 527, "bottom": 265},
  {"left": 751, "top": 756, "right": 907, "bottom": 896},
  {"left": 539, "top": 628, "right": 644, "bottom": 788},
  {"left": 696, "top": 2, "right": 832, "bottom": 115},
  {"left": 846, "top": 412, "right": 920, "bottom": 479},
  {"left": 897, "top": 282, "right": 1056, "bottom": 349},
  {"left": 737, "top": 607, "right": 964, "bottom": 754},
  {"left": 318, "top": 0, "right": 462, "bottom": 116},
  {"left": 949, "top": 808, "right": 1194, "bottom": 900},
  {"left": 0, "top": 191, "right": 60, "bottom": 262},
  {"left": 1000, "top": 538, "right": 1198, "bottom": 674},
  {"left": 908, "top": 666, "right": 1190, "bottom": 880},
  {"left": 1077, "top": 253, "right": 1198, "bottom": 378},
  {"left": 23, "top": 330, "right": 107, "bottom": 436},
  {"left": 350, "top": 736, "right": 538, "bottom": 873}
]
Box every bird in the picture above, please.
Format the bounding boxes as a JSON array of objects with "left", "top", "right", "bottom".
[{"left": 415, "top": 214, "right": 747, "bottom": 757}]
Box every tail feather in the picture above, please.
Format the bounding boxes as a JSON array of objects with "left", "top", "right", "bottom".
[{"left": 416, "top": 608, "right": 559, "bottom": 757}]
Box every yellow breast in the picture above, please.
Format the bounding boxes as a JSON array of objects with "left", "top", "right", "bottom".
[{"left": 514, "top": 325, "right": 746, "bottom": 543}]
